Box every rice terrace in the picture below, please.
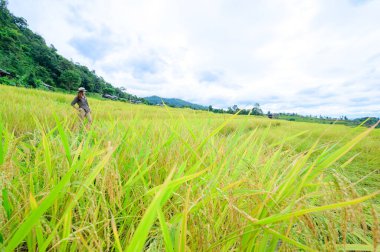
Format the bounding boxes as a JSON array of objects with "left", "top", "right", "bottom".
[
  {"left": 1, "top": 0, "right": 380, "bottom": 251},
  {"left": 0, "top": 85, "right": 379, "bottom": 251}
]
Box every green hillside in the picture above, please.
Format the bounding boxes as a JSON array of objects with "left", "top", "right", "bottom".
[
  {"left": 144, "top": 95, "right": 207, "bottom": 110},
  {"left": 0, "top": 1, "right": 135, "bottom": 100}
]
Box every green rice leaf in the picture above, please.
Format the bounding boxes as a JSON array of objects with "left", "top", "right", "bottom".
[
  {"left": 126, "top": 167, "right": 176, "bottom": 252},
  {"left": 1, "top": 188, "right": 12, "bottom": 220},
  {"left": 252, "top": 191, "right": 379, "bottom": 226}
]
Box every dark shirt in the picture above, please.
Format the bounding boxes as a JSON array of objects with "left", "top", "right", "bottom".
[{"left": 71, "top": 96, "right": 91, "bottom": 113}]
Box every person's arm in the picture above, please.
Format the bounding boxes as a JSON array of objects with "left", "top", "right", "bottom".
[{"left": 71, "top": 97, "right": 79, "bottom": 110}]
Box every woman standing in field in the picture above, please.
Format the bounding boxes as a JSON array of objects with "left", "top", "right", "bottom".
[{"left": 71, "top": 87, "right": 92, "bottom": 127}]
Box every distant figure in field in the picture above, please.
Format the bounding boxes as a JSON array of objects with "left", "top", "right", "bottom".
[{"left": 71, "top": 87, "right": 92, "bottom": 126}]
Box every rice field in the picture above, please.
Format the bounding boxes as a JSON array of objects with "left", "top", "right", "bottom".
[{"left": 0, "top": 84, "right": 379, "bottom": 251}]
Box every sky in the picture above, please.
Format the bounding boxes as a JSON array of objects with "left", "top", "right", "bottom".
[{"left": 8, "top": 0, "right": 380, "bottom": 118}]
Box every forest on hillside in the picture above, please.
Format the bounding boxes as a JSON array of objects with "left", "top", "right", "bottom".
[{"left": 0, "top": 0, "right": 141, "bottom": 101}]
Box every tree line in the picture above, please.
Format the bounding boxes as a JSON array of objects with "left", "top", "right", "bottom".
[{"left": 208, "top": 103, "right": 264, "bottom": 115}]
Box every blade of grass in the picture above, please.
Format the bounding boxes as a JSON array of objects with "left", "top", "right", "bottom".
[
  {"left": 40, "top": 143, "right": 115, "bottom": 251},
  {"left": 196, "top": 110, "right": 241, "bottom": 152},
  {"left": 316, "top": 121, "right": 379, "bottom": 172},
  {"left": 0, "top": 120, "right": 8, "bottom": 165},
  {"left": 178, "top": 187, "right": 191, "bottom": 252},
  {"left": 126, "top": 167, "right": 176, "bottom": 252},
  {"left": 4, "top": 141, "right": 85, "bottom": 251},
  {"left": 157, "top": 208, "right": 174, "bottom": 252},
  {"left": 54, "top": 115, "right": 72, "bottom": 165},
  {"left": 29, "top": 192, "right": 45, "bottom": 249},
  {"left": 252, "top": 191, "right": 379, "bottom": 226},
  {"left": 336, "top": 244, "right": 378, "bottom": 251},
  {"left": 264, "top": 227, "right": 317, "bottom": 252},
  {"left": 1, "top": 188, "right": 12, "bottom": 220},
  {"left": 111, "top": 214, "right": 123, "bottom": 252}
]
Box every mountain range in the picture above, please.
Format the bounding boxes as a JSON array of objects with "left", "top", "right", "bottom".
[{"left": 144, "top": 96, "right": 207, "bottom": 110}]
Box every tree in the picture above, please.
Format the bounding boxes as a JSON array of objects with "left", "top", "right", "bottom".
[
  {"left": 103, "top": 87, "right": 115, "bottom": 95},
  {"left": 252, "top": 103, "right": 263, "bottom": 115},
  {"left": 26, "top": 71, "right": 37, "bottom": 87},
  {"left": 59, "top": 70, "right": 81, "bottom": 90},
  {"left": 0, "top": 0, "right": 8, "bottom": 12},
  {"left": 93, "top": 78, "right": 105, "bottom": 93}
]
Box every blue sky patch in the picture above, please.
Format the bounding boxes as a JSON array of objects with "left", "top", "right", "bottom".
[
  {"left": 70, "top": 36, "right": 110, "bottom": 61},
  {"left": 199, "top": 71, "right": 221, "bottom": 83}
]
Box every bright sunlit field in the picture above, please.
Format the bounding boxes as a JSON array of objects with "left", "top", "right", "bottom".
[{"left": 0, "top": 85, "right": 379, "bottom": 251}]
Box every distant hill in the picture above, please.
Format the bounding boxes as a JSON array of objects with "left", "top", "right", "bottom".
[{"left": 144, "top": 96, "right": 207, "bottom": 110}]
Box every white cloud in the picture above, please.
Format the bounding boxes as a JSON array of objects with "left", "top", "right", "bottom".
[{"left": 8, "top": 0, "right": 380, "bottom": 117}]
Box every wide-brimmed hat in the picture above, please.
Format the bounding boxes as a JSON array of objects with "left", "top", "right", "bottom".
[{"left": 78, "top": 87, "right": 86, "bottom": 92}]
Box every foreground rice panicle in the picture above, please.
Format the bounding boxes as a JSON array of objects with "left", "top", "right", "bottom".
[{"left": 0, "top": 85, "right": 379, "bottom": 251}]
